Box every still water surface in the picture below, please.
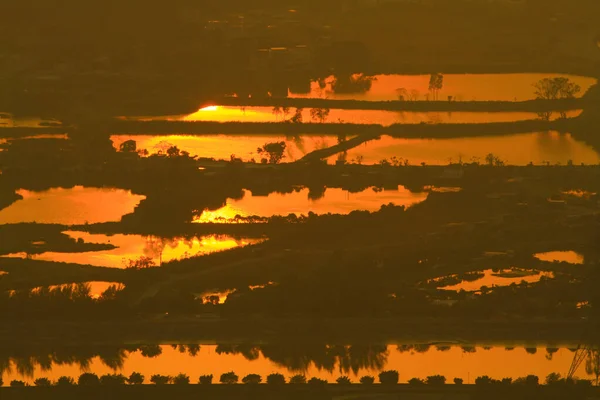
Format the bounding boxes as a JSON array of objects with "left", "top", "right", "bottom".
[
  {"left": 0, "top": 344, "right": 592, "bottom": 385},
  {"left": 112, "top": 131, "right": 600, "bottom": 166},
  {"left": 194, "top": 187, "right": 428, "bottom": 223},
  {"left": 5, "top": 232, "right": 263, "bottom": 269},
  {"left": 111, "top": 134, "right": 341, "bottom": 162},
  {"left": 0, "top": 187, "right": 145, "bottom": 225},
  {"left": 288, "top": 74, "right": 597, "bottom": 102},
  {"left": 330, "top": 132, "right": 600, "bottom": 166},
  {"left": 176, "top": 106, "right": 579, "bottom": 125}
]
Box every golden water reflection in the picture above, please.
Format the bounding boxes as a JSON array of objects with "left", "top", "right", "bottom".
[
  {"left": 194, "top": 187, "right": 428, "bottom": 223},
  {"left": 440, "top": 269, "right": 554, "bottom": 292},
  {"left": 5, "top": 231, "right": 264, "bottom": 268},
  {"left": 111, "top": 134, "right": 340, "bottom": 162},
  {"left": 534, "top": 251, "right": 585, "bottom": 265},
  {"left": 330, "top": 132, "right": 600, "bottom": 166},
  {"left": 0, "top": 344, "right": 592, "bottom": 385},
  {"left": 0, "top": 187, "right": 145, "bottom": 225},
  {"left": 176, "top": 106, "right": 578, "bottom": 125},
  {"left": 288, "top": 74, "right": 597, "bottom": 102}
]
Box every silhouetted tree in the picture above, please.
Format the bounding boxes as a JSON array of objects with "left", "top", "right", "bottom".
[
  {"left": 360, "top": 376, "right": 375, "bottom": 385},
  {"left": 127, "top": 372, "right": 144, "bottom": 385},
  {"left": 290, "top": 108, "right": 304, "bottom": 123},
  {"left": 150, "top": 375, "right": 171, "bottom": 385},
  {"left": 220, "top": 372, "right": 239, "bottom": 384},
  {"left": 429, "top": 73, "right": 444, "bottom": 101},
  {"left": 100, "top": 374, "right": 126, "bottom": 385},
  {"left": 34, "top": 378, "right": 52, "bottom": 386},
  {"left": 119, "top": 140, "right": 137, "bottom": 153},
  {"left": 308, "top": 377, "right": 327, "bottom": 385},
  {"left": 379, "top": 370, "right": 399, "bottom": 385},
  {"left": 408, "top": 378, "right": 425, "bottom": 386},
  {"left": 173, "top": 374, "right": 190, "bottom": 385},
  {"left": 289, "top": 375, "right": 307, "bottom": 384},
  {"left": 257, "top": 141, "right": 286, "bottom": 164},
  {"left": 426, "top": 375, "right": 446, "bottom": 385},
  {"left": 266, "top": 373, "right": 286, "bottom": 385},
  {"left": 454, "top": 378, "right": 463, "bottom": 385},
  {"left": 56, "top": 376, "right": 75, "bottom": 386},
  {"left": 336, "top": 376, "right": 351, "bottom": 385},
  {"left": 309, "top": 108, "right": 330, "bottom": 123},
  {"left": 533, "top": 78, "right": 581, "bottom": 100},
  {"left": 242, "top": 374, "right": 262, "bottom": 384},
  {"left": 78, "top": 373, "right": 100, "bottom": 385},
  {"left": 199, "top": 375, "right": 213, "bottom": 384},
  {"left": 10, "top": 380, "right": 26, "bottom": 387}
]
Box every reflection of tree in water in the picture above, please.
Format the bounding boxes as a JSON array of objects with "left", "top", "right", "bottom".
[
  {"left": 0, "top": 346, "right": 131, "bottom": 378},
  {"left": 216, "top": 344, "right": 387, "bottom": 375},
  {"left": 585, "top": 351, "right": 600, "bottom": 385}
]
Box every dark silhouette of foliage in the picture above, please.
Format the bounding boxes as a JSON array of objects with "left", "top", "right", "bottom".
[
  {"left": 242, "top": 374, "right": 262, "bottom": 384},
  {"left": 78, "top": 373, "right": 100, "bottom": 385},
  {"left": 257, "top": 141, "right": 286, "bottom": 164},
  {"left": 336, "top": 376, "right": 352, "bottom": 385},
  {"left": 199, "top": 375, "right": 213, "bottom": 384},
  {"left": 308, "top": 377, "right": 327, "bottom": 385},
  {"left": 56, "top": 376, "right": 75, "bottom": 386},
  {"left": 475, "top": 376, "right": 493, "bottom": 385},
  {"left": 266, "top": 373, "right": 286, "bottom": 385},
  {"left": 34, "top": 378, "right": 52, "bottom": 386},
  {"left": 426, "top": 375, "right": 446, "bottom": 385},
  {"left": 408, "top": 378, "right": 425, "bottom": 386},
  {"left": 454, "top": 378, "right": 464, "bottom": 385},
  {"left": 100, "top": 374, "right": 126, "bottom": 385},
  {"left": 220, "top": 371, "right": 239, "bottom": 384},
  {"left": 379, "top": 370, "right": 399, "bottom": 385},
  {"left": 150, "top": 375, "right": 171, "bottom": 385},
  {"left": 127, "top": 372, "right": 144, "bottom": 385},
  {"left": 289, "top": 375, "right": 307, "bottom": 384},
  {"left": 173, "top": 373, "right": 190, "bottom": 385},
  {"left": 10, "top": 380, "right": 26, "bottom": 387},
  {"left": 360, "top": 375, "right": 375, "bottom": 385}
]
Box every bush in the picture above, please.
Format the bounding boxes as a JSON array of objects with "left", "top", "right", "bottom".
[
  {"left": 242, "top": 374, "right": 262, "bottom": 384},
  {"left": 289, "top": 375, "right": 307, "bottom": 384},
  {"left": 78, "top": 373, "right": 100, "bottom": 386},
  {"left": 56, "top": 376, "right": 75, "bottom": 386},
  {"left": 100, "top": 374, "right": 126, "bottom": 385},
  {"left": 575, "top": 379, "right": 592, "bottom": 387},
  {"left": 266, "top": 373, "right": 286, "bottom": 385},
  {"left": 426, "top": 375, "right": 446, "bottom": 385},
  {"left": 545, "top": 373, "right": 562, "bottom": 385},
  {"left": 220, "top": 372, "right": 239, "bottom": 384},
  {"left": 10, "top": 380, "right": 26, "bottom": 387},
  {"left": 127, "top": 372, "right": 144, "bottom": 385},
  {"left": 360, "top": 376, "right": 375, "bottom": 385},
  {"left": 514, "top": 375, "right": 539, "bottom": 386},
  {"left": 173, "top": 374, "right": 190, "bottom": 385},
  {"left": 379, "top": 370, "right": 399, "bottom": 385},
  {"left": 454, "top": 378, "right": 463, "bottom": 385},
  {"left": 199, "top": 375, "right": 213, "bottom": 384},
  {"left": 150, "top": 375, "right": 172, "bottom": 385},
  {"left": 34, "top": 378, "right": 52, "bottom": 386},
  {"left": 308, "top": 377, "right": 327, "bottom": 385},
  {"left": 408, "top": 378, "right": 425, "bottom": 386},
  {"left": 336, "top": 376, "right": 351, "bottom": 385},
  {"left": 475, "top": 376, "right": 493, "bottom": 385},
  {"left": 501, "top": 378, "right": 513, "bottom": 385}
]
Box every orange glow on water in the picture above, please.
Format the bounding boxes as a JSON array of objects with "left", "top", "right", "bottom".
[
  {"left": 534, "top": 251, "right": 585, "bottom": 265},
  {"left": 331, "top": 133, "right": 600, "bottom": 166},
  {"left": 4, "top": 232, "right": 264, "bottom": 268},
  {"left": 0, "top": 187, "right": 145, "bottom": 225},
  {"left": 0, "top": 345, "right": 592, "bottom": 385},
  {"left": 194, "top": 187, "right": 428, "bottom": 223}
]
